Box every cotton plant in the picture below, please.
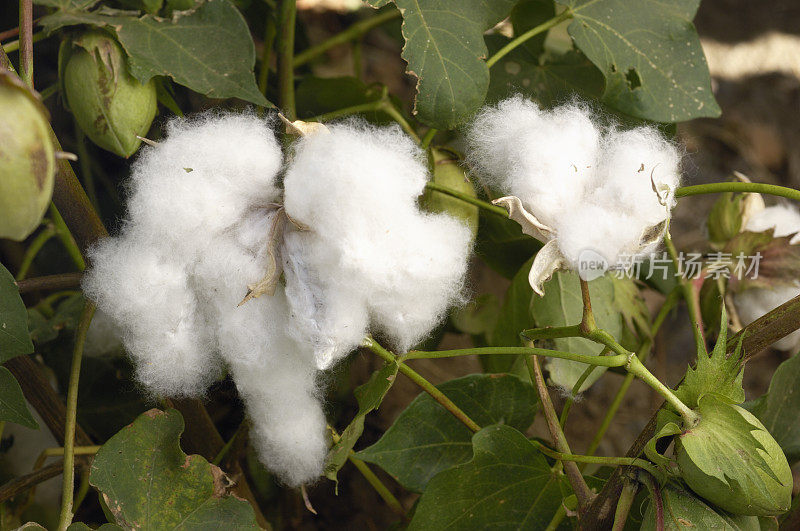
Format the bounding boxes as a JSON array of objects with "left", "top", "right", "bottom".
[
  {"left": 82, "top": 113, "right": 472, "bottom": 486},
  {"left": 732, "top": 203, "right": 800, "bottom": 352},
  {"left": 466, "top": 96, "right": 682, "bottom": 295}
]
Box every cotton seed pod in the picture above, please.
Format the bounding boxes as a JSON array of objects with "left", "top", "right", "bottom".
[
  {"left": 63, "top": 31, "right": 157, "bottom": 158},
  {"left": 421, "top": 148, "right": 479, "bottom": 236},
  {"left": 0, "top": 72, "right": 55, "bottom": 241},
  {"left": 675, "top": 395, "right": 792, "bottom": 516}
]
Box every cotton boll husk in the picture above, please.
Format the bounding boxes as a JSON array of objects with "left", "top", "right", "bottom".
[
  {"left": 744, "top": 204, "right": 800, "bottom": 243},
  {"left": 735, "top": 286, "right": 800, "bottom": 352},
  {"left": 82, "top": 235, "right": 220, "bottom": 397},
  {"left": 466, "top": 96, "right": 600, "bottom": 227},
  {"left": 283, "top": 121, "right": 472, "bottom": 368},
  {"left": 595, "top": 127, "right": 681, "bottom": 227},
  {"left": 125, "top": 112, "right": 282, "bottom": 255}
]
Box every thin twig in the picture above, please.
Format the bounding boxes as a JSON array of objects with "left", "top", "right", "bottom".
[
  {"left": 18, "top": 0, "right": 33, "bottom": 88},
  {"left": 526, "top": 355, "right": 594, "bottom": 510},
  {"left": 16, "top": 272, "right": 83, "bottom": 293}
]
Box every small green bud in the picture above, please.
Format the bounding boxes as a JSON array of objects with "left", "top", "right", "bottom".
[
  {"left": 707, "top": 192, "right": 744, "bottom": 248},
  {"left": 421, "top": 148, "right": 478, "bottom": 236},
  {"left": 63, "top": 31, "right": 157, "bottom": 158},
  {"left": 0, "top": 73, "right": 56, "bottom": 241},
  {"left": 675, "top": 395, "right": 792, "bottom": 516}
]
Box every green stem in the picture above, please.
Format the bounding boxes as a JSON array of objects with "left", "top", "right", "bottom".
[
  {"left": 407, "top": 346, "right": 629, "bottom": 367},
  {"left": 486, "top": 10, "right": 572, "bottom": 68},
  {"left": 527, "top": 355, "right": 594, "bottom": 509},
  {"left": 664, "top": 232, "right": 705, "bottom": 351},
  {"left": 48, "top": 203, "right": 86, "bottom": 271},
  {"left": 543, "top": 504, "right": 567, "bottom": 531},
  {"left": 39, "top": 82, "right": 57, "bottom": 101},
  {"left": 15, "top": 224, "right": 56, "bottom": 281},
  {"left": 612, "top": 480, "right": 639, "bottom": 531},
  {"left": 365, "top": 338, "right": 481, "bottom": 433},
  {"left": 627, "top": 356, "right": 698, "bottom": 426},
  {"left": 309, "top": 98, "right": 420, "bottom": 143},
  {"left": 349, "top": 456, "right": 406, "bottom": 517},
  {"left": 293, "top": 9, "right": 400, "bottom": 67},
  {"left": 420, "top": 128, "right": 438, "bottom": 150},
  {"left": 212, "top": 422, "right": 245, "bottom": 466},
  {"left": 329, "top": 425, "right": 406, "bottom": 518},
  {"left": 579, "top": 278, "right": 597, "bottom": 332},
  {"left": 559, "top": 347, "right": 610, "bottom": 428},
  {"left": 675, "top": 182, "right": 800, "bottom": 202},
  {"left": 258, "top": 12, "right": 277, "bottom": 95},
  {"left": 584, "top": 372, "right": 635, "bottom": 459},
  {"left": 423, "top": 182, "right": 508, "bottom": 216},
  {"left": 532, "top": 441, "right": 661, "bottom": 480},
  {"left": 57, "top": 301, "right": 96, "bottom": 531},
  {"left": 277, "top": 0, "right": 297, "bottom": 120}
]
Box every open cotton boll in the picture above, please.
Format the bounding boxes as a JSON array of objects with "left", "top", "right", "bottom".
[
  {"left": 83, "top": 235, "right": 220, "bottom": 397},
  {"left": 594, "top": 127, "right": 681, "bottom": 227},
  {"left": 744, "top": 204, "right": 800, "bottom": 243},
  {"left": 283, "top": 121, "right": 472, "bottom": 368},
  {"left": 554, "top": 205, "right": 645, "bottom": 269},
  {"left": 736, "top": 287, "right": 800, "bottom": 352},
  {"left": 466, "top": 96, "right": 600, "bottom": 227},
  {"left": 125, "top": 112, "right": 283, "bottom": 254}
]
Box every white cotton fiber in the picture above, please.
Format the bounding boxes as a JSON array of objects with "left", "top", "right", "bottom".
[
  {"left": 744, "top": 204, "right": 800, "bottom": 243},
  {"left": 83, "top": 112, "right": 328, "bottom": 485},
  {"left": 283, "top": 121, "right": 473, "bottom": 369},
  {"left": 466, "top": 97, "right": 681, "bottom": 270},
  {"left": 734, "top": 204, "right": 800, "bottom": 352}
]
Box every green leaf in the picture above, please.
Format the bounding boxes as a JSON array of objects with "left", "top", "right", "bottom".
[
  {"left": 356, "top": 373, "right": 538, "bottom": 492},
  {"left": 387, "top": 0, "right": 517, "bottom": 128},
  {"left": 558, "top": 0, "right": 720, "bottom": 122},
  {"left": 35, "top": 0, "right": 99, "bottom": 8},
  {"left": 641, "top": 483, "right": 760, "bottom": 530},
  {"left": 451, "top": 294, "right": 500, "bottom": 338},
  {"left": 510, "top": 0, "right": 556, "bottom": 56},
  {"left": 0, "top": 366, "right": 38, "bottom": 429},
  {"left": 408, "top": 425, "right": 567, "bottom": 530},
  {"left": 0, "top": 263, "right": 34, "bottom": 363},
  {"left": 675, "top": 305, "right": 745, "bottom": 410},
  {"left": 530, "top": 271, "right": 623, "bottom": 392},
  {"left": 295, "top": 77, "right": 388, "bottom": 123},
  {"left": 89, "top": 408, "right": 260, "bottom": 529},
  {"left": 324, "top": 360, "right": 399, "bottom": 482},
  {"left": 39, "top": 0, "right": 269, "bottom": 106},
  {"left": 475, "top": 208, "right": 541, "bottom": 279},
  {"left": 67, "top": 523, "right": 124, "bottom": 530},
  {"left": 750, "top": 353, "right": 800, "bottom": 463},
  {"left": 485, "top": 35, "right": 604, "bottom": 106},
  {"left": 485, "top": 257, "right": 535, "bottom": 374}
]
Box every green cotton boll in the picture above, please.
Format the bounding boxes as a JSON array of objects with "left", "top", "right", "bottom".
[
  {"left": 421, "top": 148, "right": 479, "bottom": 237},
  {"left": 63, "top": 31, "right": 157, "bottom": 158},
  {"left": 675, "top": 395, "right": 792, "bottom": 516},
  {"left": 0, "top": 73, "right": 55, "bottom": 241}
]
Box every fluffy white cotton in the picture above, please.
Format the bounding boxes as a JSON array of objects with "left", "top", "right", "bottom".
[
  {"left": 467, "top": 97, "right": 681, "bottom": 269},
  {"left": 83, "top": 113, "right": 328, "bottom": 486},
  {"left": 744, "top": 204, "right": 800, "bottom": 243},
  {"left": 283, "top": 122, "right": 473, "bottom": 369},
  {"left": 734, "top": 204, "right": 800, "bottom": 352}
]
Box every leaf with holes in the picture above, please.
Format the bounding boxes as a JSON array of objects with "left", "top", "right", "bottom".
[
  {"left": 0, "top": 264, "right": 33, "bottom": 363},
  {"left": 558, "top": 0, "right": 720, "bottom": 122},
  {"left": 356, "top": 373, "right": 538, "bottom": 492},
  {"left": 409, "top": 425, "right": 568, "bottom": 530},
  {"left": 89, "top": 408, "right": 260, "bottom": 529},
  {"left": 377, "top": 0, "right": 517, "bottom": 128}
]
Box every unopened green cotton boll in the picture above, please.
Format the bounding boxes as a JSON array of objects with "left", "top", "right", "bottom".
[
  {"left": 63, "top": 31, "right": 157, "bottom": 158},
  {"left": 0, "top": 73, "right": 55, "bottom": 241},
  {"left": 421, "top": 148, "right": 479, "bottom": 236},
  {"left": 675, "top": 395, "right": 792, "bottom": 516}
]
